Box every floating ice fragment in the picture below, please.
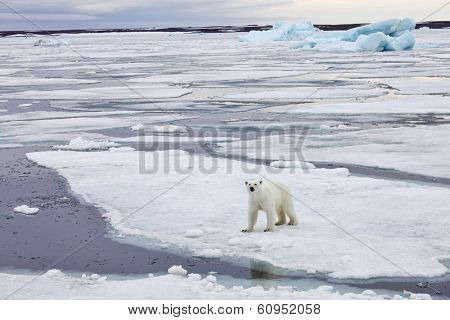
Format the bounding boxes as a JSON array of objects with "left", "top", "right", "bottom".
[
  {"left": 131, "top": 123, "right": 144, "bottom": 131},
  {"left": 168, "top": 265, "right": 187, "bottom": 276},
  {"left": 205, "top": 275, "right": 217, "bottom": 283},
  {"left": 187, "top": 273, "right": 202, "bottom": 281},
  {"left": 14, "top": 205, "right": 39, "bottom": 215}
]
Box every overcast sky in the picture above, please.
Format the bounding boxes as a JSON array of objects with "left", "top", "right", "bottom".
[{"left": 0, "top": 0, "right": 449, "bottom": 31}]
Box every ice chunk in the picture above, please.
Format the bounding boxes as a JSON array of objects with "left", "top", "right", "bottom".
[
  {"left": 14, "top": 205, "right": 39, "bottom": 215},
  {"left": 130, "top": 123, "right": 144, "bottom": 131},
  {"left": 168, "top": 265, "right": 188, "bottom": 276},
  {"left": 187, "top": 273, "right": 202, "bottom": 281},
  {"left": 356, "top": 31, "right": 415, "bottom": 52},
  {"left": 205, "top": 275, "right": 217, "bottom": 283},
  {"left": 52, "top": 137, "right": 120, "bottom": 151}
]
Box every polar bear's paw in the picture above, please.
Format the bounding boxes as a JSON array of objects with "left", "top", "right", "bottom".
[
  {"left": 241, "top": 228, "right": 252, "bottom": 233},
  {"left": 264, "top": 228, "right": 273, "bottom": 232},
  {"left": 288, "top": 221, "right": 298, "bottom": 226}
]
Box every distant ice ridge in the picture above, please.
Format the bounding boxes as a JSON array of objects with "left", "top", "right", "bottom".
[
  {"left": 240, "top": 18, "right": 416, "bottom": 52},
  {"left": 34, "top": 38, "right": 70, "bottom": 47}
]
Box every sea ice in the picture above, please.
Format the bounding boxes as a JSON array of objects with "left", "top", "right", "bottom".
[
  {"left": 0, "top": 85, "right": 192, "bottom": 100},
  {"left": 185, "top": 229, "right": 204, "bottom": 238},
  {"left": 131, "top": 123, "right": 144, "bottom": 131},
  {"left": 222, "top": 86, "right": 387, "bottom": 101},
  {"left": 168, "top": 265, "right": 188, "bottom": 276},
  {"left": 27, "top": 150, "right": 450, "bottom": 279},
  {"left": 303, "top": 124, "right": 450, "bottom": 179},
  {"left": 52, "top": 137, "right": 120, "bottom": 151},
  {"left": 34, "top": 38, "right": 70, "bottom": 47},
  {"left": 264, "top": 96, "right": 450, "bottom": 114},
  {"left": 14, "top": 205, "right": 39, "bottom": 215},
  {"left": 0, "top": 270, "right": 423, "bottom": 299}
]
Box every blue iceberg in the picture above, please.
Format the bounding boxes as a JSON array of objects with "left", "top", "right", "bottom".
[{"left": 240, "top": 18, "right": 416, "bottom": 52}]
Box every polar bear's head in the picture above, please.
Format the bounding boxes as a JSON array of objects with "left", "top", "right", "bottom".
[{"left": 245, "top": 180, "right": 263, "bottom": 194}]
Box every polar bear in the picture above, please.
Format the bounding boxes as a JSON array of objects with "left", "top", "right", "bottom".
[{"left": 242, "top": 180, "right": 298, "bottom": 232}]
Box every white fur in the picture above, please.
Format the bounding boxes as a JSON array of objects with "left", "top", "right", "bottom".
[{"left": 242, "top": 179, "right": 298, "bottom": 232}]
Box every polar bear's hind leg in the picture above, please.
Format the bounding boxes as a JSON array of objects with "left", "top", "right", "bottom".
[
  {"left": 284, "top": 201, "right": 298, "bottom": 226},
  {"left": 275, "top": 208, "right": 286, "bottom": 226}
]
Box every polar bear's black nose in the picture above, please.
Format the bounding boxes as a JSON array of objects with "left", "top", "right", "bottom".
[{"left": 250, "top": 187, "right": 255, "bottom": 192}]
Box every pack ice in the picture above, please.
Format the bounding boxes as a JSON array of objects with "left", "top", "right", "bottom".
[{"left": 240, "top": 18, "right": 416, "bottom": 52}]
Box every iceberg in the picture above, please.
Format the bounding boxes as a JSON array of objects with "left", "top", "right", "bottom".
[{"left": 241, "top": 18, "right": 416, "bottom": 52}]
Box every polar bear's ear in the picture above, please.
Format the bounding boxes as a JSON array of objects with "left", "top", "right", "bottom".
[
  {"left": 245, "top": 181, "right": 248, "bottom": 185},
  {"left": 259, "top": 180, "right": 263, "bottom": 184}
]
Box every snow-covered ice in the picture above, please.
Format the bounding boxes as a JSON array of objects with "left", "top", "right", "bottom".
[
  {"left": 222, "top": 86, "right": 387, "bottom": 101},
  {"left": 221, "top": 124, "right": 450, "bottom": 179},
  {"left": 168, "top": 265, "right": 188, "bottom": 276},
  {"left": 34, "top": 38, "right": 70, "bottom": 47},
  {"left": 1, "top": 26, "right": 450, "bottom": 299},
  {"left": 130, "top": 123, "right": 144, "bottom": 131},
  {"left": 27, "top": 150, "right": 450, "bottom": 279},
  {"left": 14, "top": 205, "right": 40, "bottom": 215},
  {"left": 264, "top": 96, "right": 450, "bottom": 114},
  {"left": 0, "top": 269, "right": 425, "bottom": 300},
  {"left": 303, "top": 124, "right": 450, "bottom": 179},
  {"left": 0, "top": 85, "right": 192, "bottom": 100},
  {"left": 52, "top": 137, "right": 120, "bottom": 151}
]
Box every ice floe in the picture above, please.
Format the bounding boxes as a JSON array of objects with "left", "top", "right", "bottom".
[
  {"left": 0, "top": 85, "right": 192, "bottom": 100},
  {"left": 222, "top": 86, "right": 387, "bottom": 101},
  {"left": 27, "top": 150, "right": 450, "bottom": 279},
  {"left": 264, "top": 96, "right": 450, "bottom": 114},
  {"left": 0, "top": 76, "right": 99, "bottom": 86},
  {"left": 303, "top": 124, "right": 450, "bottom": 179},
  {"left": 0, "top": 269, "right": 426, "bottom": 299}
]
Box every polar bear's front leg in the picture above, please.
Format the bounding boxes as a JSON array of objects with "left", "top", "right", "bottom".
[
  {"left": 242, "top": 208, "right": 258, "bottom": 233},
  {"left": 264, "top": 207, "right": 276, "bottom": 232}
]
